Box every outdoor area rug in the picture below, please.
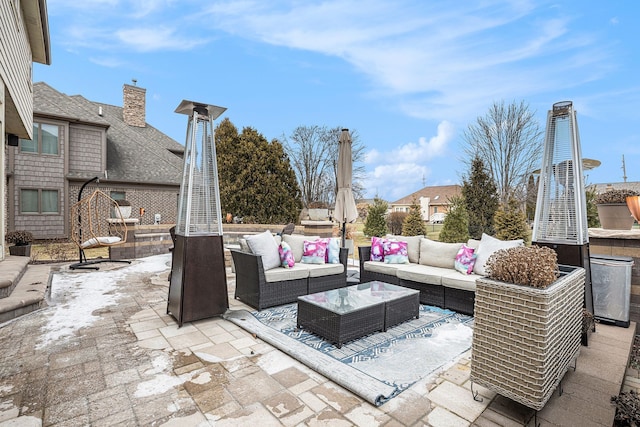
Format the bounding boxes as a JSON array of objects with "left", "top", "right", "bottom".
[{"left": 224, "top": 304, "right": 473, "bottom": 406}]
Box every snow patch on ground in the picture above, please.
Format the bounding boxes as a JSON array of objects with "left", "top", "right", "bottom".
[{"left": 37, "top": 254, "right": 171, "bottom": 349}]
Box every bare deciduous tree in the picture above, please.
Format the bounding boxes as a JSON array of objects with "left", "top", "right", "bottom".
[
  {"left": 463, "top": 100, "right": 544, "bottom": 203},
  {"left": 281, "top": 126, "right": 365, "bottom": 207}
]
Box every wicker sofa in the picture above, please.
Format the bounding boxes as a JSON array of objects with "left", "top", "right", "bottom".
[
  {"left": 232, "top": 233, "right": 349, "bottom": 310},
  {"left": 358, "top": 234, "right": 524, "bottom": 315}
]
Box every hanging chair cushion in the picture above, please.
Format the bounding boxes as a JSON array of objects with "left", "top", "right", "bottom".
[{"left": 81, "top": 236, "right": 122, "bottom": 249}]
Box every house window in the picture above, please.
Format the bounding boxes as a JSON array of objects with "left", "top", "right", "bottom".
[
  {"left": 110, "top": 191, "right": 126, "bottom": 201},
  {"left": 20, "top": 189, "right": 59, "bottom": 214},
  {"left": 19, "top": 123, "right": 60, "bottom": 155},
  {"left": 434, "top": 207, "right": 438, "bottom": 213}
]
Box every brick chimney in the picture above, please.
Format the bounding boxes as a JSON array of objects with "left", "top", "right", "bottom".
[{"left": 123, "top": 83, "right": 146, "bottom": 127}]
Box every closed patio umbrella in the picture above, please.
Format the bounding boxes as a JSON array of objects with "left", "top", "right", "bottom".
[{"left": 335, "top": 128, "right": 358, "bottom": 247}]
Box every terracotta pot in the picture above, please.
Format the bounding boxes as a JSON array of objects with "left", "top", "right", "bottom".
[
  {"left": 627, "top": 196, "right": 640, "bottom": 223},
  {"left": 596, "top": 204, "right": 634, "bottom": 230}
]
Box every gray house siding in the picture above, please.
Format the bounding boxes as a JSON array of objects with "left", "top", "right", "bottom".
[
  {"left": 68, "top": 125, "right": 105, "bottom": 174},
  {"left": 5, "top": 82, "right": 184, "bottom": 240},
  {"left": 0, "top": 0, "right": 35, "bottom": 139},
  {"left": 9, "top": 118, "right": 67, "bottom": 238}
]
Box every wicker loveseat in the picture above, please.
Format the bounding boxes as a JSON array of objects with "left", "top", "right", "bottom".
[
  {"left": 358, "top": 234, "right": 524, "bottom": 315},
  {"left": 232, "top": 233, "right": 348, "bottom": 310}
]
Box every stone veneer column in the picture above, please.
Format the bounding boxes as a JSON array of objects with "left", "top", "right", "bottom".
[{"left": 123, "top": 84, "right": 146, "bottom": 127}]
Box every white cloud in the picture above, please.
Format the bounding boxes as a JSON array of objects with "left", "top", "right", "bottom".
[
  {"left": 362, "top": 120, "right": 455, "bottom": 200},
  {"left": 200, "top": 1, "right": 610, "bottom": 125},
  {"left": 115, "top": 27, "right": 209, "bottom": 52},
  {"left": 89, "top": 56, "right": 127, "bottom": 68},
  {"left": 392, "top": 121, "right": 454, "bottom": 163}
]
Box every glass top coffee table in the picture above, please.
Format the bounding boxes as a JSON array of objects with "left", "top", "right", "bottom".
[{"left": 297, "top": 281, "right": 420, "bottom": 348}]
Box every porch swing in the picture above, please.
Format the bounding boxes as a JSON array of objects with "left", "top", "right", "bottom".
[{"left": 69, "top": 177, "right": 131, "bottom": 270}]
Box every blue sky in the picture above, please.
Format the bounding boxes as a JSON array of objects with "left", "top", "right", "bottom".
[{"left": 34, "top": 0, "right": 639, "bottom": 202}]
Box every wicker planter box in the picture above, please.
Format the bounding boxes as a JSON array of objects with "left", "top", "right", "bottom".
[{"left": 471, "top": 265, "right": 585, "bottom": 411}]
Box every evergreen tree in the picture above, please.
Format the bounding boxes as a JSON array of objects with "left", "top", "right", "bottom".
[
  {"left": 494, "top": 199, "right": 531, "bottom": 243},
  {"left": 462, "top": 157, "right": 499, "bottom": 239},
  {"left": 216, "top": 118, "right": 302, "bottom": 223},
  {"left": 402, "top": 198, "right": 427, "bottom": 236},
  {"left": 363, "top": 197, "right": 388, "bottom": 237},
  {"left": 439, "top": 196, "right": 470, "bottom": 243},
  {"left": 585, "top": 186, "right": 600, "bottom": 228},
  {"left": 387, "top": 211, "right": 407, "bottom": 235}
]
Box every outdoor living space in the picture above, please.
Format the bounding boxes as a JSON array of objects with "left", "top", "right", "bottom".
[{"left": 0, "top": 254, "right": 635, "bottom": 426}]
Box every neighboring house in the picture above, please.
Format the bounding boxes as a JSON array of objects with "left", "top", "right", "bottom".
[
  {"left": 1, "top": 0, "right": 51, "bottom": 259},
  {"left": 390, "top": 185, "right": 462, "bottom": 222},
  {"left": 5, "top": 82, "right": 184, "bottom": 240}
]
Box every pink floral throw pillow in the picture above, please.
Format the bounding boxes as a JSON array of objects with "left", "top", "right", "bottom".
[
  {"left": 370, "top": 236, "right": 385, "bottom": 262},
  {"left": 454, "top": 244, "right": 477, "bottom": 275},
  {"left": 383, "top": 240, "right": 409, "bottom": 264},
  {"left": 278, "top": 241, "right": 295, "bottom": 268},
  {"left": 301, "top": 239, "right": 327, "bottom": 264}
]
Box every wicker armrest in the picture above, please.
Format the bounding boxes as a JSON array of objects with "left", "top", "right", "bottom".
[
  {"left": 231, "top": 250, "right": 266, "bottom": 303},
  {"left": 359, "top": 246, "right": 371, "bottom": 270},
  {"left": 339, "top": 247, "right": 348, "bottom": 274}
]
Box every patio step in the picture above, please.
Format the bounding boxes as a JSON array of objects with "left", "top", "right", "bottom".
[
  {"left": 0, "top": 258, "right": 51, "bottom": 324},
  {"left": 0, "top": 256, "right": 30, "bottom": 299}
]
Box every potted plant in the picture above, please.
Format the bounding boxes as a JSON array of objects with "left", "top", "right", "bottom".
[
  {"left": 595, "top": 189, "right": 639, "bottom": 230},
  {"left": 307, "top": 201, "right": 328, "bottom": 221},
  {"left": 112, "top": 199, "right": 132, "bottom": 219},
  {"left": 471, "top": 245, "right": 585, "bottom": 411},
  {"left": 6, "top": 230, "right": 34, "bottom": 257}
]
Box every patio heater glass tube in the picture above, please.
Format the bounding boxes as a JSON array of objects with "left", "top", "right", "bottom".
[
  {"left": 532, "top": 101, "right": 588, "bottom": 244},
  {"left": 175, "top": 101, "right": 226, "bottom": 236}
]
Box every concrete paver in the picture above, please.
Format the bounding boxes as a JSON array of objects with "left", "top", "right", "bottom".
[{"left": 0, "top": 256, "right": 634, "bottom": 426}]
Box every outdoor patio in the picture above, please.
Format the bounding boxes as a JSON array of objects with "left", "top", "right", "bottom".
[{"left": 0, "top": 254, "right": 635, "bottom": 426}]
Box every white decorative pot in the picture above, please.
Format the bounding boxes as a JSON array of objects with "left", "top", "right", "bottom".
[
  {"left": 308, "top": 208, "right": 328, "bottom": 221},
  {"left": 112, "top": 206, "right": 132, "bottom": 219}
]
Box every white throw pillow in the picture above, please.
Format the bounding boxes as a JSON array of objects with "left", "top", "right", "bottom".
[
  {"left": 473, "top": 233, "right": 524, "bottom": 276},
  {"left": 245, "top": 230, "right": 281, "bottom": 271}
]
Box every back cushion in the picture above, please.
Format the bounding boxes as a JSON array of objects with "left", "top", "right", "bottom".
[
  {"left": 386, "top": 234, "right": 423, "bottom": 263},
  {"left": 419, "top": 238, "right": 463, "bottom": 269},
  {"left": 245, "top": 230, "right": 281, "bottom": 271},
  {"left": 282, "top": 234, "right": 320, "bottom": 262}
]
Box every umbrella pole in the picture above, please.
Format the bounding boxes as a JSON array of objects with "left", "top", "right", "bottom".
[{"left": 341, "top": 221, "right": 346, "bottom": 248}]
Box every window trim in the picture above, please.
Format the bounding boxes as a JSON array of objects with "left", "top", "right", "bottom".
[
  {"left": 19, "top": 122, "right": 60, "bottom": 156},
  {"left": 19, "top": 188, "right": 60, "bottom": 215}
]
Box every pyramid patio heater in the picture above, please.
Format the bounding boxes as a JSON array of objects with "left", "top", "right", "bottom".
[
  {"left": 532, "top": 100, "right": 593, "bottom": 312},
  {"left": 167, "top": 100, "right": 229, "bottom": 326}
]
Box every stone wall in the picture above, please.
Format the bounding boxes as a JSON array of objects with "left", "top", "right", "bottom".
[{"left": 108, "top": 223, "right": 312, "bottom": 268}]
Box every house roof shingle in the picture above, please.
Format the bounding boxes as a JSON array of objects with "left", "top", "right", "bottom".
[
  {"left": 33, "top": 82, "right": 184, "bottom": 186},
  {"left": 392, "top": 185, "right": 462, "bottom": 206}
]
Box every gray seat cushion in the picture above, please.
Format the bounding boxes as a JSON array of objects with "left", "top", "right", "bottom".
[
  {"left": 441, "top": 270, "right": 480, "bottom": 291},
  {"left": 264, "top": 264, "right": 310, "bottom": 283},
  {"left": 304, "top": 263, "right": 344, "bottom": 278},
  {"left": 396, "top": 264, "right": 447, "bottom": 286},
  {"left": 363, "top": 260, "right": 406, "bottom": 276}
]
